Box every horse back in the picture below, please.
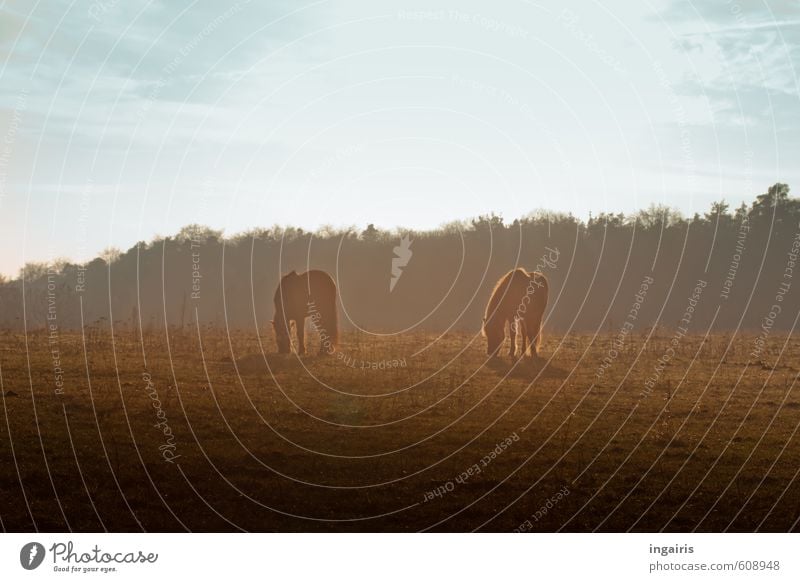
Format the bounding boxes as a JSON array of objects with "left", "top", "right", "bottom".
[{"left": 275, "top": 270, "right": 336, "bottom": 320}]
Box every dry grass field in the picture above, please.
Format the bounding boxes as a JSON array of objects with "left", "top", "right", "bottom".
[{"left": 1, "top": 328, "right": 799, "bottom": 532}]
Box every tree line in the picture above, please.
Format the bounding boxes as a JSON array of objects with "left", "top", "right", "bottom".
[{"left": 2, "top": 183, "right": 798, "bottom": 336}]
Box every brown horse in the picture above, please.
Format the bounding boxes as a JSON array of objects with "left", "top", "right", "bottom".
[
  {"left": 272, "top": 270, "right": 338, "bottom": 355},
  {"left": 483, "top": 268, "right": 548, "bottom": 358}
]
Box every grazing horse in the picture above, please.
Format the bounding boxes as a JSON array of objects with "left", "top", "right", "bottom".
[
  {"left": 272, "top": 270, "right": 338, "bottom": 355},
  {"left": 483, "top": 268, "right": 548, "bottom": 358}
]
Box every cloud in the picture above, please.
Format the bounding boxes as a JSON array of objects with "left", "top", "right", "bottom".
[
  {"left": 660, "top": 0, "right": 799, "bottom": 96},
  {"left": 657, "top": 0, "right": 799, "bottom": 142},
  {"left": 0, "top": 0, "right": 327, "bottom": 171}
]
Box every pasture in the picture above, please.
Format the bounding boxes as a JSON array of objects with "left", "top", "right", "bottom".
[{"left": 1, "top": 328, "right": 799, "bottom": 532}]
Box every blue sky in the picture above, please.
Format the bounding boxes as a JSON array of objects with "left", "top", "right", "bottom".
[{"left": 0, "top": 0, "right": 798, "bottom": 276}]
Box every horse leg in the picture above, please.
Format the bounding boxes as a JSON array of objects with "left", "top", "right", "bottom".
[
  {"left": 519, "top": 319, "right": 530, "bottom": 358},
  {"left": 317, "top": 315, "right": 330, "bottom": 356},
  {"left": 296, "top": 319, "right": 306, "bottom": 355},
  {"left": 528, "top": 315, "right": 540, "bottom": 358},
  {"left": 509, "top": 318, "right": 517, "bottom": 357}
]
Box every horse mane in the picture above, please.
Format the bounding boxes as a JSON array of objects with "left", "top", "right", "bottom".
[
  {"left": 274, "top": 270, "right": 297, "bottom": 297},
  {"left": 484, "top": 268, "right": 527, "bottom": 323}
]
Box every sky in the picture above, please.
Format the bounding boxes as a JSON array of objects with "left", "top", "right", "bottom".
[{"left": 0, "top": 0, "right": 798, "bottom": 276}]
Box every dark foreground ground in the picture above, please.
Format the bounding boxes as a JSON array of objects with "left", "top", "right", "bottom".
[{"left": 1, "top": 329, "right": 798, "bottom": 532}]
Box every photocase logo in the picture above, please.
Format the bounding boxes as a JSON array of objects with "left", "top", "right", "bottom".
[
  {"left": 390, "top": 235, "right": 413, "bottom": 292},
  {"left": 20, "top": 542, "right": 45, "bottom": 570}
]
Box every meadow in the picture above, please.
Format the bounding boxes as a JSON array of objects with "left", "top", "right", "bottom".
[{"left": 1, "top": 328, "right": 799, "bottom": 532}]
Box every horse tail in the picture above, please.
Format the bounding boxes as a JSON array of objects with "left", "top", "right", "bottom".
[
  {"left": 326, "top": 285, "right": 339, "bottom": 348},
  {"left": 534, "top": 272, "right": 549, "bottom": 353},
  {"left": 317, "top": 274, "right": 338, "bottom": 349}
]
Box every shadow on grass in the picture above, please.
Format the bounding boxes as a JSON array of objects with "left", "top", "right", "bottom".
[
  {"left": 487, "top": 355, "right": 568, "bottom": 380},
  {"left": 234, "top": 352, "right": 313, "bottom": 374}
]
